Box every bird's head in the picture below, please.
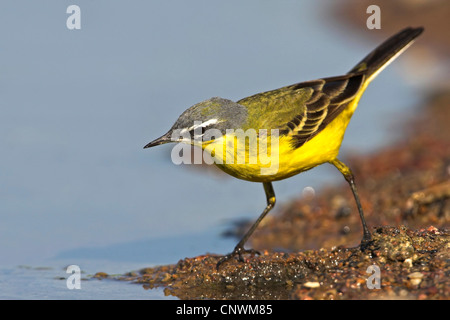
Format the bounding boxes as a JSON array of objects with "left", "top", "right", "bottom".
[{"left": 144, "top": 97, "right": 248, "bottom": 148}]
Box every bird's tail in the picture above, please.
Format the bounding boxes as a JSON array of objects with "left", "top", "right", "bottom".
[{"left": 349, "top": 27, "right": 424, "bottom": 83}]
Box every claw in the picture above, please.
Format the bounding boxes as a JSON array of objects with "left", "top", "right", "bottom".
[
  {"left": 360, "top": 235, "right": 374, "bottom": 252},
  {"left": 216, "top": 246, "right": 260, "bottom": 270}
]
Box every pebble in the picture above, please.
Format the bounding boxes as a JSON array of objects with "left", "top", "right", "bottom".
[
  {"left": 403, "top": 258, "right": 413, "bottom": 268},
  {"left": 303, "top": 281, "right": 321, "bottom": 288},
  {"left": 407, "top": 272, "right": 424, "bottom": 286}
]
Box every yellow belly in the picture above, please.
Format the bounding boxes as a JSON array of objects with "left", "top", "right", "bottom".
[{"left": 203, "top": 88, "right": 366, "bottom": 182}]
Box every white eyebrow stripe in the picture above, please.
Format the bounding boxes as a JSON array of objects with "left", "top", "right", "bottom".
[
  {"left": 199, "top": 118, "right": 219, "bottom": 127},
  {"left": 181, "top": 118, "right": 220, "bottom": 134}
]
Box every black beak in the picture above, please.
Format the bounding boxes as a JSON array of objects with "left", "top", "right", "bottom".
[{"left": 143, "top": 131, "right": 172, "bottom": 149}]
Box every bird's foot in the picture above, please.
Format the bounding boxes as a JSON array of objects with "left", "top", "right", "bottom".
[
  {"left": 359, "top": 232, "right": 374, "bottom": 251},
  {"left": 216, "top": 246, "right": 260, "bottom": 270}
]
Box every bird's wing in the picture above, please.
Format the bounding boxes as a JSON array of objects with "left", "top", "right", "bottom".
[{"left": 237, "top": 73, "right": 365, "bottom": 148}]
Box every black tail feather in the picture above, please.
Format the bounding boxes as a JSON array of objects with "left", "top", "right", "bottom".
[{"left": 349, "top": 27, "right": 424, "bottom": 78}]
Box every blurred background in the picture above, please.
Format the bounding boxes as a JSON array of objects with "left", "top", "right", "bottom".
[{"left": 0, "top": 0, "right": 447, "bottom": 298}]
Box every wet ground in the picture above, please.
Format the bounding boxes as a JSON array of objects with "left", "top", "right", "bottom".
[
  {"left": 119, "top": 226, "right": 448, "bottom": 300},
  {"left": 91, "top": 1, "right": 450, "bottom": 300}
]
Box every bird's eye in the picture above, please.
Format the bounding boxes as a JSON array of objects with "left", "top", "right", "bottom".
[
  {"left": 189, "top": 126, "right": 206, "bottom": 138},
  {"left": 189, "top": 128, "right": 195, "bottom": 138}
]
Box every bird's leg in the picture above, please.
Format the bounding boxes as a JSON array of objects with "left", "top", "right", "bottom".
[
  {"left": 216, "top": 182, "right": 276, "bottom": 269},
  {"left": 330, "top": 159, "right": 372, "bottom": 246}
]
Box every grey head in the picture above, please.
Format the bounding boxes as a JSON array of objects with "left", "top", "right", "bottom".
[{"left": 144, "top": 97, "right": 248, "bottom": 148}]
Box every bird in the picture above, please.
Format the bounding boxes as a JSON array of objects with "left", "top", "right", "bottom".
[{"left": 143, "top": 27, "right": 424, "bottom": 268}]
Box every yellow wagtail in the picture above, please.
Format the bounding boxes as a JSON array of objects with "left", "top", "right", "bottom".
[{"left": 144, "top": 27, "right": 424, "bottom": 267}]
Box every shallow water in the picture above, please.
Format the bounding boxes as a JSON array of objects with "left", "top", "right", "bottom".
[
  {"left": 0, "top": 261, "right": 169, "bottom": 300},
  {"left": 1, "top": 225, "right": 238, "bottom": 299}
]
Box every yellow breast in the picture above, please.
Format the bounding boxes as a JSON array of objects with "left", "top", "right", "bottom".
[{"left": 202, "top": 91, "right": 365, "bottom": 182}]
